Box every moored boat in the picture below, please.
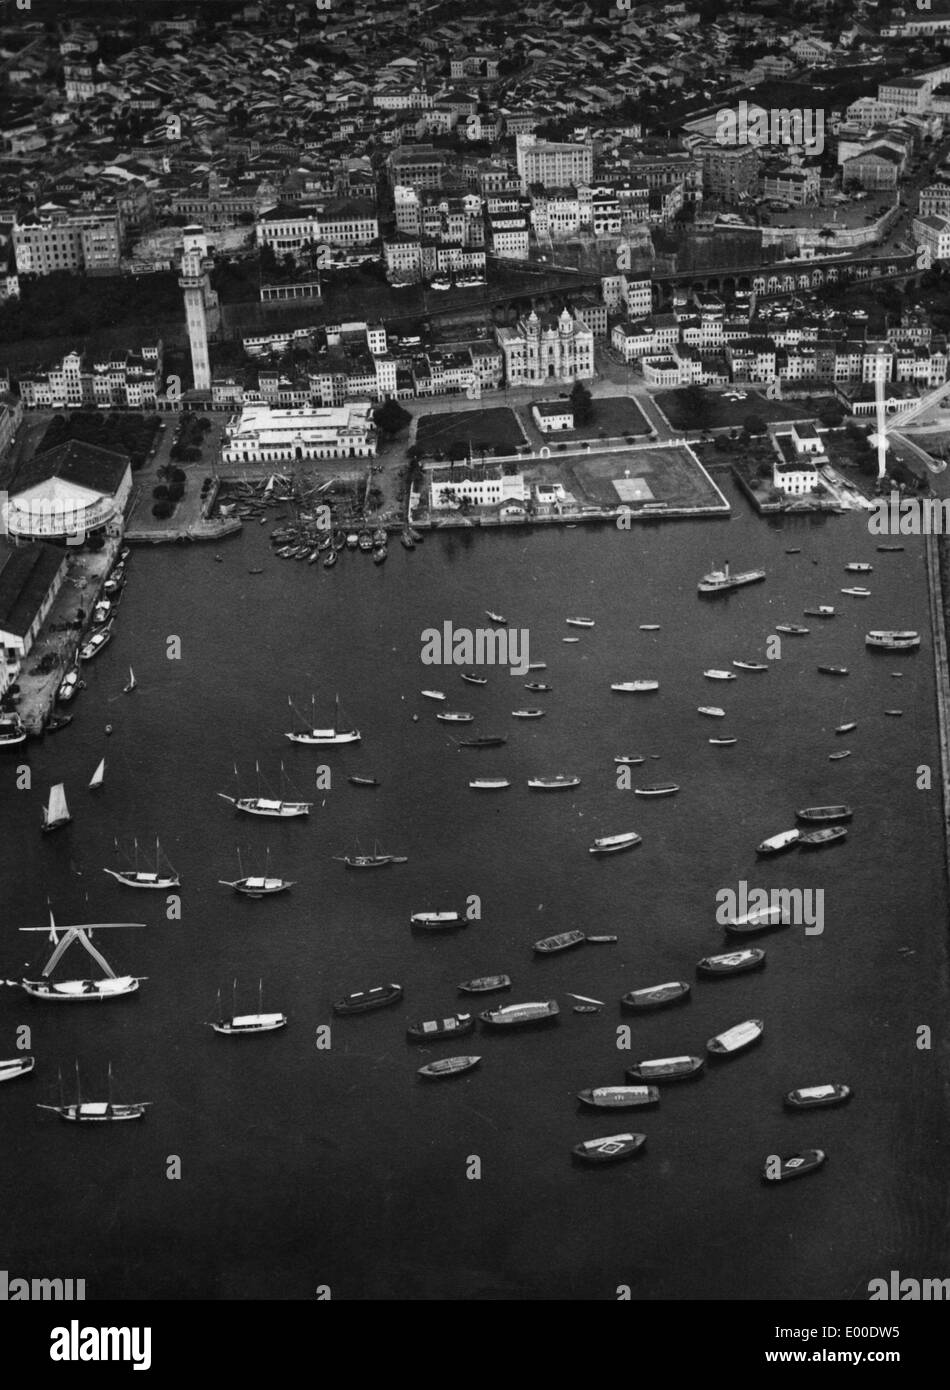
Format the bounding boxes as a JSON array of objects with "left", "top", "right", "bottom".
[
  {"left": 210, "top": 980, "right": 286, "bottom": 1034},
  {"left": 845, "top": 562, "right": 872, "bottom": 572},
  {"left": 0, "top": 712, "right": 27, "bottom": 746},
  {"left": 836, "top": 722, "right": 856, "bottom": 734},
  {"left": 611, "top": 681, "right": 659, "bottom": 693},
  {"left": 437, "top": 711, "right": 474, "bottom": 723},
  {"left": 479, "top": 999, "right": 559, "bottom": 1026},
  {"left": 527, "top": 775, "right": 580, "bottom": 789},
  {"left": 459, "top": 735, "right": 507, "bottom": 748},
  {"left": 784, "top": 1084, "right": 851, "bottom": 1109},
  {"left": 577, "top": 1087, "right": 659, "bottom": 1109},
  {"left": 762, "top": 1148, "right": 826, "bottom": 1183},
  {"left": 421, "top": 689, "right": 446, "bottom": 701},
  {"left": 333, "top": 983, "right": 403, "bottom": 1015},
  {"left": 218, "top": 762, "right": 311, "bottom": 818},
  {"left": 104, "top": 836, "right": 180, "bottom": 889},
  {"left": 42, "top": 783, "right": 71, "bottom": 833},
  {"left": 614, "top": 755, "right": 644, "bottom": 765},
  {"left": 485, "top": 610, "right": 507, "bottom": 624},
  {"left": 469, "top": 778, "right": 510, "bottom": 789},
  {"left": 511, "top": 708, "right": 545, "bottom": 718},
  {"left": 732, "top": 660, "right": 768, "bottom": 671},
  {"left": 707, "top": 1018, "right": 764, "bottom": 1056},
  {"left": 37, "top": 1062, "right": 149, "bottom": 1122},
  {"left": 524, "top": 682, "right": 550, "bottom": 692},
  {"left": 410, "top": 910, "right": 463, "bottom": 929},
  {"left": 590, "top": 831, "right": 641, "bottom": 854},
  {"left": 704, "top": 670, "right": 736, "bottom": 681},
  {"left": 406, "top": 1014, "right": 475, "bottom": 1041},
  {"left": 534, "top": 930, "right": 586, "bottom": 954},
  {"left": 799, "top": 825, "right": 848, "bottom": 849},
  {"left": 756, "top": 828, "right": 801, "bottom": 855},
  {"left": 348, "top": 775, "right": 379, "bottom": 787},
  {"left": 621, "top": 981, "right": 690, "bottom": 1011},
  {"left": 774, "top": 623, "right": 809, "bottom": 635},
  {"left": 697, "top": 706, "right": 725, "bottom": 718},
  {"left": 566, "top": 617, "right": 595, "bottom": 628},
  {"left": 79, "top": 626, "right": 113, "bottom": 661},
  {"left": 461, "top": 672, "right": 488, "bottom": 685},
  {"left": 572, "top": 1133, "right": 646, "bottom": 1164},
  {"left": 796, "top": 805, "right": 852, "bottom": 822},
  {"left": 418, "top": 1055, "right": 481, "bottom": 1079},
  {"left": 626, "top": 1055, "right": 704, "bottom": 1083},
  {"left": 865, "top": 630, "right": 920, "bottom": 650},
  {"left": 634, "top": 782, "right": 679, "bottom": 796},
  {"left": 0, "top": 1055, "right": 34, "bottom": 1083},
  {"left": 458, "top": 975, "right": 511, "bottom": 995},
  {"left": 841, "top": 587, "right": 871, "bottom": 597},
  {"left": 698, "top": 561, "right": 765, "bottom": 595},
  {"left": 697, "top": 948, "right": 765, "bottom": 977},
  {"left": 285, "top": 694, "right": 360, "bottom": 745},
  {"left": 709, "top": 737, "right": 737, "bottom": 746}
]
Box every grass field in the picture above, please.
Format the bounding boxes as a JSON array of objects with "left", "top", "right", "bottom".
[
  {"left": 523, "top": 394, "right": 652, "bottom": 444},
  {"left": 564, "top": 444, "right": 726, "bottom": 510},
  {"left": 415, "top": 407, "right": 527, "bottom": 458},
  {"left": 655, "top": 388, "right": 839, "bottom": 432}
]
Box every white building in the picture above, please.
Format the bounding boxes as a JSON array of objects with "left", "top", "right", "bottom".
[
  {"left": 222, "top": 403, "right": 377, "bottom": 464},
  {"left": 773, "top": 457, "right": 820, "bottom": 494},
  {"left": 428, "top": 465, "right": 528, "bottom": 511},
  {"left": 257, "top": 201, "right": 379, "bottom": 256},
  {"left": 532, "top": 402, "right": 575, "bottom": 432},
  {"left": 912, "top": 214, "right": 950, "bottom": 264},
  {"left": 2, "top": 440, "right": 131, "bottom": 542},
  {"left": 496, "top": 309, "right": 594, "bottom": 386}
]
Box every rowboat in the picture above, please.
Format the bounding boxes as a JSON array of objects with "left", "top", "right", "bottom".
[
  {"left": 469, "top": 779, "right": 510, "bottom": 789},
  {"left": 572, "top": 1133, "right": 646, "bottom": 1164},
  {"left": 406, "top": 1014, "right": 475, "bottom": 1041},
  {"left": 707, "top": 1018, "right": 764, "bottom": 1056},
  {"left": 611, "top": 681, "right": 659, "bottom": 693},
  {"left": 589, "top": 831, "right": 641, "bottom": 854},
  {"left": 762, "top": 1149, "right": 826, "bottom": 1183},
  {"left": 732, "top": 660, "right": 767, "bottom": 671},
  {"left": 485, "top": 611, "right": 507, "bottom": 624},
  {"left": 797, "top": 805, "right": 852, "bottom": 822},
  {"left": 479, "top": 1000, "right": 559, "bottom": 1027},
  {"left": 697, "top": 707, "right": 725, "bottom": 718},
  {"left": 621, "top": 981, "right": 690, "bottom": 1011},
  {"left": 527, "top": 776, "right": 580, "bottom": 789},
  {"left": 829, "top": 751, "right": 851, "bottom": 759},
  {"left": 704, "top": 670, "right": 736, "bottom": 681},
  {"left": 626, "top": 1056, "right": 704, "bottom": 1083},
  {"left": 634, "top": 783, "right": 679, "bottom": 796},
  {"left": 884, "top": 709, "right": 903, "bottom": 717},
  {"left": 418, "top": 1056, "right": 481, "bottom": 1079},
  {"left": 799, "top": 825, "right": 848, "bottom": 848},
  {"left": 836, "top": 722, "right": 856, "bottom": 734},
  {"left": 577, "top": 1087, "right": 659, "bottom": 1109},
  {"left": 333, "top": 984, "right": 403, "bottom": 1015},
  {"left": 421, "top": 690, "right": 446, "bottom": 701},
  {"left": 784, "top": 1084, "right": 851, "bottom": 1110},
  {"left": 756, "top": 829, "right": 800, "bottom": 855},
  {"left": 639, "top": 624, "right": 661, "bottom": 631},
  {"left": 534, "top": 930, "right": 586, "bottom": 954},
  {"left": 697, "top": 948, "right": 765, "bottom": 977},
  {"left": 840, "top": 587, "right": 871, "bottom": 597},
  {"left": 461, "top": 672, "right": 488, "bottom": 685},
  {"left": 348, "top": 776, "right": 379, "bottom": 787},
  {"left": 511, "top": 709, "right": 545, "bottom": 718},
  {"left": 614, "top": 755, "right": 645, "bottom": 765},
  {"left": 774, "top": 624, "right": 809, "bottom": 635},
  {"left": 459, "top": 736, "right": 507, "bottom": 748},
  {"left": 566, "top": 617, "right": 595, "bottom": 628},
  {"left": 709, "top": 738, "right": 737, "bottom": 746},
  {"left": 437, "top": 711, "right": 474, "bottom": 722},
  {"left": 458, "top": 975, "right": 511, "bottom": 995}
]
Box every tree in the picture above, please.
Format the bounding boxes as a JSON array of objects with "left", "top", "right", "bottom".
[
  {"left": 678, "top": 384, "right": 715, "bottom": 430},
  {"left": 152, "top": 500, "right": 173, "bottom": 519},
  {"left": 373, "top": 399, "right": 412, "bottom": 436},
  {"left": 743, "top": 413, "right": 767, "bottom": 437},
  {"left": 569, "top": 381, "right": 593, "bottom": 426}
]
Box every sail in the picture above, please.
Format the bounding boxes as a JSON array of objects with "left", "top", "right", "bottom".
[
  {"left": 89, "top": 759, "right": 105, "bottom": 790},
  {"left": 126, "top": 667, "right": 136, "bottom": 691},
  {"left": 46, "top": 784, "right": 69, "bottom": 824}
]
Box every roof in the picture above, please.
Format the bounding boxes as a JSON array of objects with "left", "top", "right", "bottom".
[
  {"left": 0, "top": 540, "right": 66, "bottom": 638},
  {"left": 12, "top": 439, "right": 130, "bottom": 499}
]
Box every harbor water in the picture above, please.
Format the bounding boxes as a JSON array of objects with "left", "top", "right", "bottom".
[{"left": 1, "top": 475, "right": 948, "bottom": 1301}]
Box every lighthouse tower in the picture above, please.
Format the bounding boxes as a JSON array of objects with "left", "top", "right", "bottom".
[{"left": 178, "top": 226, "right": 218, "bottom": 392}]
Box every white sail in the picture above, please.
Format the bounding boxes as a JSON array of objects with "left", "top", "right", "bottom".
[
  {"left": 89, "top": 759, "right": 105, "bottom": 790},
  {"left": 45, "top": 784, "right": 70, "bottom": 826}
]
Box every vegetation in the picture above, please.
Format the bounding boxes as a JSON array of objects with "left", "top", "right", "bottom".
[
  {"left": 37, "top": 411, "right": 161, "bottom": 469},
  {"left": 373, "top": 399, "right": 412, "bottom": 437},
  {"left": 0, "top": 273, "right": 182, "bottom": 344},
  {"left": 569, "top": 381, "right": 594, "bottom": 426},
  {"left": 152, "top": 500, "right": 173, "bottom": 519}
]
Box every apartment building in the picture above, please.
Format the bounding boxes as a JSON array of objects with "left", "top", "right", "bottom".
[
  {"left": 13, "top": 209, "right": 121, "bottom": 275},
  {"left": 515, "top": 135, "right": 593, "bottom": 192},
  {"left": 257, "top": 200, "right": 379, "bottom": 254}
]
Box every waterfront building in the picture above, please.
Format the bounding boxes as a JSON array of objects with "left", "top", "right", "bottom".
[
  {"left": 0, "top": 540, "right": 68, "bottom": 684},
  {"left": 222, "top": 403, "right": 377, "bottom": 464},
  {"left": 427, "top": 462, "right": 528, "bottom": 511},
  {"left": 1, "top": 440, "right": 131, "bottom": 543}
]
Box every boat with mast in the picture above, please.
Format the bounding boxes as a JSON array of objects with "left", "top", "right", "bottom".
[
  {"left": 18, "top": 910, "right": 145, "bottom": 1001},
  {"left": 103, "top": 836, "right": 180, "bottom": 889},
  {"left": 218, "top": 847, "right": 294, "bottom": 897},
  {"left": 285, "top": 694, "right": 360, "bottom": 745},
  {"left": 37, "top": 1062, "right": 149, "bottom": 1122},
  {"left": 88, "top": 758, "right": 105, "bottom": 791},
  {"left": 218, "top": 762, "right": 312, "bottom": 817},
  {"left": 209, "top": 980, "right": 287, "bottom": 1034},
  {"left": 41, "top": 784, "right": 71, "bottom": 833},
  {"left": 333, "top": 839, "right": 408, "bottom": 868}
]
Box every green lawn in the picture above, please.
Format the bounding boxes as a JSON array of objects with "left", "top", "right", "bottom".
[
  {"left": 415, "top": 407, "right": 527, "bottom": 458},
  {"left": 655, "top": 388, "right": 838, "bottom": 432}
]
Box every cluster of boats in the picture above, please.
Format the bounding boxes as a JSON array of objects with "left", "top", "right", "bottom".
[
  {"left": 51, "top": 549, "right": 132, "bottom": 729},
  {"left": 269, "top": 522, "right": 423, "bottom": 570}
]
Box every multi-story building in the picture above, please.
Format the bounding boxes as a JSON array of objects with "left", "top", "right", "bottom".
[
  {"left": 485, "top": 207, "right": 530, "bottom": 259},
  {"left": 496, "top": 309, "right": 594, "bottom": 385},
  {"left": 761, "top": 164, "right": 820, "bottom": 207},
  {"left": 427, "top": 462, "right": 527, "bottom": 511},
  {"left": 701, "top": 144, "right": 759, "bottom": 204},
  {"left": 222, "top": 403, "right": 377, "bottom": 464},
  {"left": 257, "top": 200, "right": 379, "bottom": 256},
  {"left": 913, "top": 214, "right": 950, "bottom": 264},
  {"left": 18, "top": 345, "right": 162, "bottom": 409},
  {"left": 919, "top": 185, "right": 950, "bottom": 218},
  {"left": 13, "top": 209, "right": 121, "bottom": 276},
  {"left": 388, "top": 146, "right": 450, "bottom": 191},
  {"left": 515, "top": 135, "right": 593, "bottom": 192}
]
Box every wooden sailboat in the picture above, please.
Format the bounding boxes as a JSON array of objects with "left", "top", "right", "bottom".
[
  {"left": 210, "top": 979, "right": 287, "bottom": 1034},
  {"left": 37, "top": 1061, "right": 149, "bottom": 1123},
  {"left": 218, "top": 847, "right": 294, "bottom": 897},
  {"left": 285, "top": 693, "right": 360, "bottom": 745},
  {"left": 19, "top": 910, "right": 145, "bottom": 1001},
  {"left": 123, "top": 667, "right": 136, "bottom": 694},
  {"left": 103, "top": 836, "right": 180, "bottom": 889},
  {"left": 333, "top": 838, "right": 408, "bottom": 868},
  {"left": 88, "top": 759, "right": 105, "bottom": 791},
  {"left": 41, "top": 783, "right": 71, "bottom": 833},
  {"left": 217, "top": 762, "right": 311, "bottom": 817}
]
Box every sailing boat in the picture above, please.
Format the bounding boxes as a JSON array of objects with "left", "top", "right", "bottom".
[
  {"left": 18, "top": 909, "right": 145, "bottom": 1001},
  {"left": 333, "top": 839, "right": 408, "bottom": 868},
  {"left": 103, "top": 836, "right": 180, "bottom": 889},
  {"left": 285, "top": 694, "right": 360, "bottom": 745},
  {"left": 88, "top": 759, "right": 105, "bottom": 792},
  {"left": 209, "top": 979, "right": 287, "bottom": 1034},
  {"left": 834, "top": 696, "right": 856, "bottom": 735},
  {"left": 218, "top": 847, "right": 294, "bottom": 897},
  {"left": 217, "top": 762, "right": 312, "bottom": 817},
  {"left": 41, "top": 784, "right": 71, "bottom": 833},
  {"left": 123, "top": 667, "right": 136, "bottom": 694},
  {"left": 37, "top": 1061, "right": 149, "bottom": 1123}
]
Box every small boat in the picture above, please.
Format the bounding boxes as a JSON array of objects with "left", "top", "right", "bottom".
[
  {"left": 574, "top": 1005, "right": 601, "bottom": 1014},
  {"left": 42, "top": 783, "right": 71, "bottom": 833},
  {"left": 437, "top": 711, "right": 474, "bottom": 722},
  {"left": 372, "top": 528, "right": 387, "bottom": 546},
  {"left": 572, "top": 1133, "right": 646, "bottom": 1164},
  {"left": 866, "top": 631, "right": 920, "bottom": 650},
  {"left": 210, "top": 981, "right": 287, "bottom": 1035},
  {"left": 323, "top": 552, "right": 338, "bottom": 569},
  {"left": 634, "top": 783, "right": 679, "bottom": 796},
  {"left": 45, "top": 714, "right": 73, "bottom": 733},
  {"left": 219, "top": 848, "right": 293, "bottom": 897},
  {"left": 421, "top": 690, "right": 446, "bottom": 701},
  {"left": 563, "top": 637, "right": 580, "bottom": 643},
  {"left": 762, "top": 1149, "right": 826, "bottom": 1183},
  {"left": 346, "top": 532, "right": 359, "bottom": 549},
  {"left": 586, "top": 936, "right": 618, "bottom": 944},
  {"left": 611, "top": 681, "right": 659, "bottom": 693},
  {"left": 485, "top": 610, "right": 507, "bottom": 624},
  {"left": 829, "top": 750, "right": 851, "bottom": 760},
  {"left": 479, "top": 1000, "right": 559, "bottom": 1027},
  {"left": 511, "top": 708, "right": 545, "bottom": 721},
  {"left": 566, "top": 617, "right": 595, "bottom": 628},
  {"left": 818, "top": 665, "right": 848, "bottom": 676},
  {"left": 333, "top": 533, "right": 346, "bottom": 551},
  {"left": 845, "top": 562, "right": 872, "bottom": 573},
  {"left": 877, "top": 545, "right": 904, "bottom": 552},
  {"left": 784, "top": 1084, "right": 851, "bottom": 1110},
  {"left": 286, "top": 694, "right": 360, "bottom": 745},
  {"left": 614, "top": 755, "right": 644, "bottom": 765},
  {"left": 884, "top": 709, "right": 903, "bottom": 717},
  {"left": 527, "top": 775, "right": 580, "bottom": 789},
  {"left": 836, "top": 722, "right": 856, "bottom": 734},
  {"left": 626, "top": 1056, "right": 704, "bottom": 1083},
  {"left": 372, "top": 547, "right": 387, "bottom": 564},
  {"left": 104, "top": 836, "right": 179, "bottom": 889},
  {"left": 590, "top": 831, "right": 641, "bottom": 855},
  {"left": 817, "top": 605, "right": 835, "bottom": 616},
  {"left": 358, "top": 532, "right": 374, "bottom": 553},
  {"left": 621, "top": 981, "right": 690, "bottom": 1011},
  {"left": 697, "top": 948, "right": 765, "bottom": 977},
  {"left": 458, "top": 975, "right": 511, "bottom": 995},
  {"left": 333, "top": 984, "right": 403, "bottom": 1015},
  {"left": 799, "top": 825, "right": 848, "bottom": 848},
  {"left": 526, "top": 663, "right": 547, "bottom": 671},
  {"left": 406, "top": 1014, "right": 475, "bottom": 1041},
  {"left": 639, "top": 624, "right": 661, "bottom": 631},
  {"left": 707, "top": 1018, "right": 764, "bottom": 1056},
  {"left": 248, "top": 567, "right": 264, "bottom": 574},
  {"left": 697, "top": 707, "right": 725, "bottom": 718},
  {"left": 732, "top": 660, "right": 768, "bottom": 671},
  {"left": 698, "top": 562, "right": 766, "bottom": 595},
  {"left": 756, "top": 828, "right": 800, "bottom": 855},
  {"left": 797, "top": 805, "right": 852, "bottom": 823},
  {"left": 79, "top": 626, "right": 113, "bottom": 661},
  {"left": 411, "top": 910, "right": 463, "bottom": 929},
  {"left": 461, "top": 672, "right": 488, "bottom": 685},
  {"left": 840, "top": 587, "right": 871, "bottom": 597},
  {"left": 533, "top": 930, "right": 586, "bottom": 954},
  {"left": 459, "top": 735, "right": 507, "bottom": 748},
  {"left": 0, "top": 1055, "right": 34, "bottom": 1084},
  {"left": 400, "top": 532, "right": 415, "bottom": 550},
  {"left": 37, "top": 1062, "right": 149, "bottom": 1123},
  {"left": 704, "top": 670, "right": 736, "bottom": 681},
  {"left": 88, "top": 758, "right": 105, "bottom": 791},
  {"left": 0, "top": 712, "right": 27, "bottom": 746},
  {"left": 348, "top": 775, "right": 379, "bottom": 787},
  {"left": 725, "top": 904, "right": 788, "bottom": 931},
  {"left": 774, "top": 624, "right": 809, "bottom": 635},
  {"left": 785, "top": 547, "right": 801, "bottom": 554},
  {"left": 418, "top": 1056, "right": 481, "bottom": 1079},
  {"left": 408, "top": 527, "right": 424, "bottom": 543},
  {"left": 524, "top": 682, "right": 550, "bottom": 692},
  {"left": 334, "top": 840, "right": 407, "bottom": 868},
  {"left": 469, "top": 778, "right": 510, "bottom": 789},
  {"left": 577, "top": 1087, "right": 659, "bottom": 1109},
  {"left": 709, "top": 737, "right": 737, "bottom": 746},
  {"left": 123, "top": 666, "right": 136, "bottom": 693}
]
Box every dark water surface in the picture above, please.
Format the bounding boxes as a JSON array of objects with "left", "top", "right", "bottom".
[{"left": 2, "top": 478, "right": 948, "bottom": 1300}]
